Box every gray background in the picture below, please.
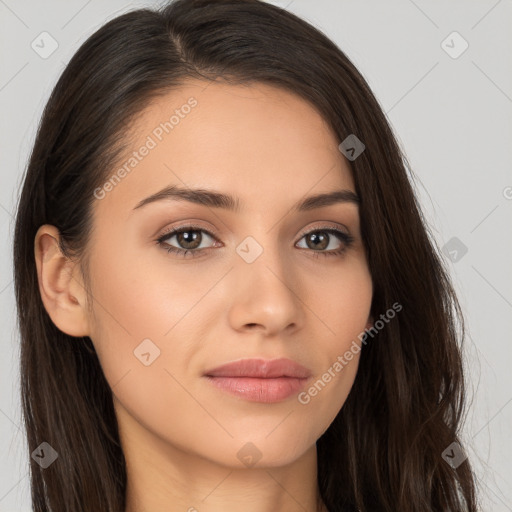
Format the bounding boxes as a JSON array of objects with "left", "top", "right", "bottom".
[{"left": 1, "top": 0, "right": 511, "bottom": 510}]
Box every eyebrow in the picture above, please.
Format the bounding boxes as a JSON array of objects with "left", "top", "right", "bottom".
[{"left": 132, "top": 185, "right": 360, "bottom": 213}]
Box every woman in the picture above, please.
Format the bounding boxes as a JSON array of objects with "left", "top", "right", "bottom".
[{"left": 13, "top": 0, "right": 479, "bottom": 510}]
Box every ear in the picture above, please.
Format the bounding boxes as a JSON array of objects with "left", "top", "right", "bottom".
[{"left": 34, "top": 224, "right": 90, "bottom": 337}]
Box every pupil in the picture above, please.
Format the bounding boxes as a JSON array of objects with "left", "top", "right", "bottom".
[
  {"left": 309, "top": 232, "right": 328, "bottom": 250},
  {"left": 179, "top": 231, "right": 201, "bottom": 249}
]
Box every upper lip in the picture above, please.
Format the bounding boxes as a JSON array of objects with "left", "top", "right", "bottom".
[{"left": 204, "top": 358, "right": 312, "bottom": 379}]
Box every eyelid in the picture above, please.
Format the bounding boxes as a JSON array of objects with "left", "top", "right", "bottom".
[
  {"left": 298, "top": 222, "right": 351, "bottom": 238},
  {"left": 156, "top": 221, "right": 351, "bottom": 245},
  {"left": 156, "top": 222, "right": 220, "bottom": 241}
]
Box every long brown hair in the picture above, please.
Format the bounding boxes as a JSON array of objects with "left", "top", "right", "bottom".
[{"left": 13, "top": 0, "right": 479, "bottom": 510}]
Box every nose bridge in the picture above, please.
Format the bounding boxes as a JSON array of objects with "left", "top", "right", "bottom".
[
  {"left": 235, "top": 231, "right": 288, "bottom": 284},
  {"left": 234, "top": 206, "right": 286, "bottom": 267},
  {"left": 228, "top": 230, "right": 303, "bottom": 333}
]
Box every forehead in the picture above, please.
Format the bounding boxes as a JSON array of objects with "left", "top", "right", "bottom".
[{"left": 93, "top": 79, "right": 354, "bottom": 219}]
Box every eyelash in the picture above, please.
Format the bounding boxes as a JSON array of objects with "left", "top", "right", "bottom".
[{"left": 156, "top": 223, "right": 355, "bottom": 259}]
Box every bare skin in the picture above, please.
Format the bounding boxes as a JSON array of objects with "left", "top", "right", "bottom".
[{"left": 35, "top": 80, "right": 373, "bottom": 512}]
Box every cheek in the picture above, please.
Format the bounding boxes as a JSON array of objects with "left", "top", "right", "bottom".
[
  {"left": 305, "top": 254, "right": 373, "bottom": 339},
  {"left": 84, "top": 243, "right": 205, "bottom": 392},
  {"left": 85, "top": 251, "right": 206, "bottom": 447},
  {"left": 298, "top": 258, "right": 372, "bottom": 418},
  {"left": 87, "top": 240, "right": 207, "bottom": 341}
]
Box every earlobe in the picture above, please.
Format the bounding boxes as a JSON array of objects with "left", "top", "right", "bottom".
[{"left": 34, "top": 224, "right": 90, "bottom": 337}]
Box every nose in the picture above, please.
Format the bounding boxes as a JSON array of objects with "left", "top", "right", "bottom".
[{"left": 226, "top": 243, "right": 306, "bottom": 336}]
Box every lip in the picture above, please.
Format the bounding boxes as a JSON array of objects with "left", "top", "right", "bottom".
[{"left": 203, "top": 358, "right": 312, "bottom": 403}]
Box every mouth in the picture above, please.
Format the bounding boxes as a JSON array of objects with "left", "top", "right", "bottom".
[
  {"left": 203, "top": 358, "right": 311, "bottom": 403},
  {"left": 204, "top": 376, "right": 308, "bottom": 403}
]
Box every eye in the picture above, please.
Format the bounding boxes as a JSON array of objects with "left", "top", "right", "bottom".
[
  {"left": 156, "top": 224, "right": 355, "bottom": 259},
  {"left": 296, "top": 226, "right": 354, "bottom": 258},
  {"left": 156, "top": 224, "right": 219, "bottom": 258}
]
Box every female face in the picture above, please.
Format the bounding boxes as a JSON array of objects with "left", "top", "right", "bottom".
[{"left": 62, "top": 80, "right": 373, "bottom": 469}]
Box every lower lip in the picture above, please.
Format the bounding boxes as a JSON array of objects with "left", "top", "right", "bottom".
[{"left": 204, "top": 376, "right": 308, "bottom": 403}]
